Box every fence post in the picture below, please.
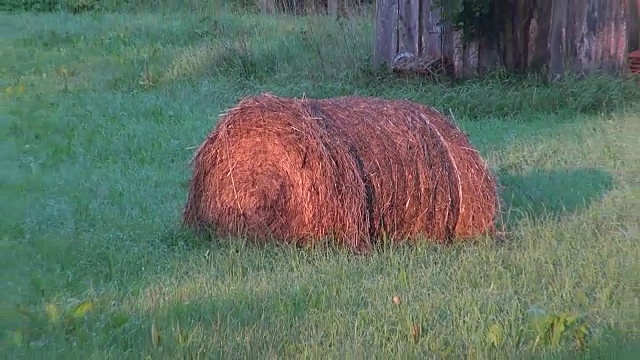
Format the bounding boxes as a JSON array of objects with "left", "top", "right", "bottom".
[
  {"left": 258, "top": 0, "right": 276, "bottom": 13},
  {"left": 374, "top": 0, "right": 399, "bottom": 66}
]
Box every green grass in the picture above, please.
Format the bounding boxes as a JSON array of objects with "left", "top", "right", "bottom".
[{"left": 1, "top": 7, "right": 639, "bottom": 359}]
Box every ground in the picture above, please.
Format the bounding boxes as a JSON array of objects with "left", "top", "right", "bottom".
[{"left": 1, "top": 5, "right": 639, "bottom": 359}]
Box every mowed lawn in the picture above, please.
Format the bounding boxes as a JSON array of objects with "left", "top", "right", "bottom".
[{"left": 1, "top": 9, "right": 639, "bottom": 359}]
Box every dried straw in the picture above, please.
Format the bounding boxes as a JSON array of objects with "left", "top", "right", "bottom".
[{"left": 183, "top": 93, "right": 499, "bottom": 252}]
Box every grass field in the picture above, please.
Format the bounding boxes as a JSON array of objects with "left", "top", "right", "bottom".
[{"left": 1, "top": 5, "right": 639, "bottom": 359}]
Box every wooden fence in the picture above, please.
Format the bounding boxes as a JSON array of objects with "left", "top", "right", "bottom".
[
  {"left": 630, "top": 0, "right": 640, "bottom": 53},
  {"left": 375, "top": 0, "right": 638, "bottom": 78}
]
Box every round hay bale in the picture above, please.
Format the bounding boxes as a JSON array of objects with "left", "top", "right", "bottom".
[{"left": 183, "top": 93, "right": 499, "bottom": 252}]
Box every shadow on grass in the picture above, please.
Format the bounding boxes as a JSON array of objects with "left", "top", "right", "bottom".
[
  {"left": 161, "top": 168, "right": 613, "bottom": 254},
  {"left": 166, "top": 168, "right": 614, "bottom": 252},
  {"left": 546, "top": 329, "right": 640, "bottom": 360},
  {"left": 498, "top": 167, "right": 613, "bottom": 225}
]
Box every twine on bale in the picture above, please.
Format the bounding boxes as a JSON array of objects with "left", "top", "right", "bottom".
[{"left": 183, "top": 93, "right": 499, "bottom": 253}]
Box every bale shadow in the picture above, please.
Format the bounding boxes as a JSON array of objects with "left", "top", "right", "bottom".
[
  {"left": 169, "top": 167, "right": 614, "bottom": 251},
  {"left": 498, "top": 167, "right": 614, "bottom": 225}
]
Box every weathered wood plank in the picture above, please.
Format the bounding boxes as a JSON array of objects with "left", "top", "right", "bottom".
[
  {"left": 258, "top": 0, "right": 276, "bottom": 14},
  {"left": 563, "top": 0, "right": 629, "bottom": 75},
  {"left": 419, "top": 0, "right": 445, "bottom": 57},
  {"left": 462, "top": 39, "right": 479, "bottom": 77},
  {"left": 440, "top": 0, "right": 456, "bottom": 72},
  {"left": 451, "top": 31, "right": 465, "bottom": 78},
  {"left": 566, "top": 0, "right": 584, "bottom": 73},
  {"left": 629, "top": 0, "right": 640, "bottom": 51},
  {"left": 398, "top": 0, "right": 421, "bottom": 54},
  {"left": 328, "top": 0, "right": 339, "bottom": 15},
  {"left": 374, "top": 0, "right": 399, "bottom": 65},
  {"left": 549, "top": 0, "right": 568, "bottom": 79},
  {"left": 612, "top": 1, "right": 628, "bottom": 74},
  {"left": 529, "top": 0, "right": 553, "bottom": 72}
]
